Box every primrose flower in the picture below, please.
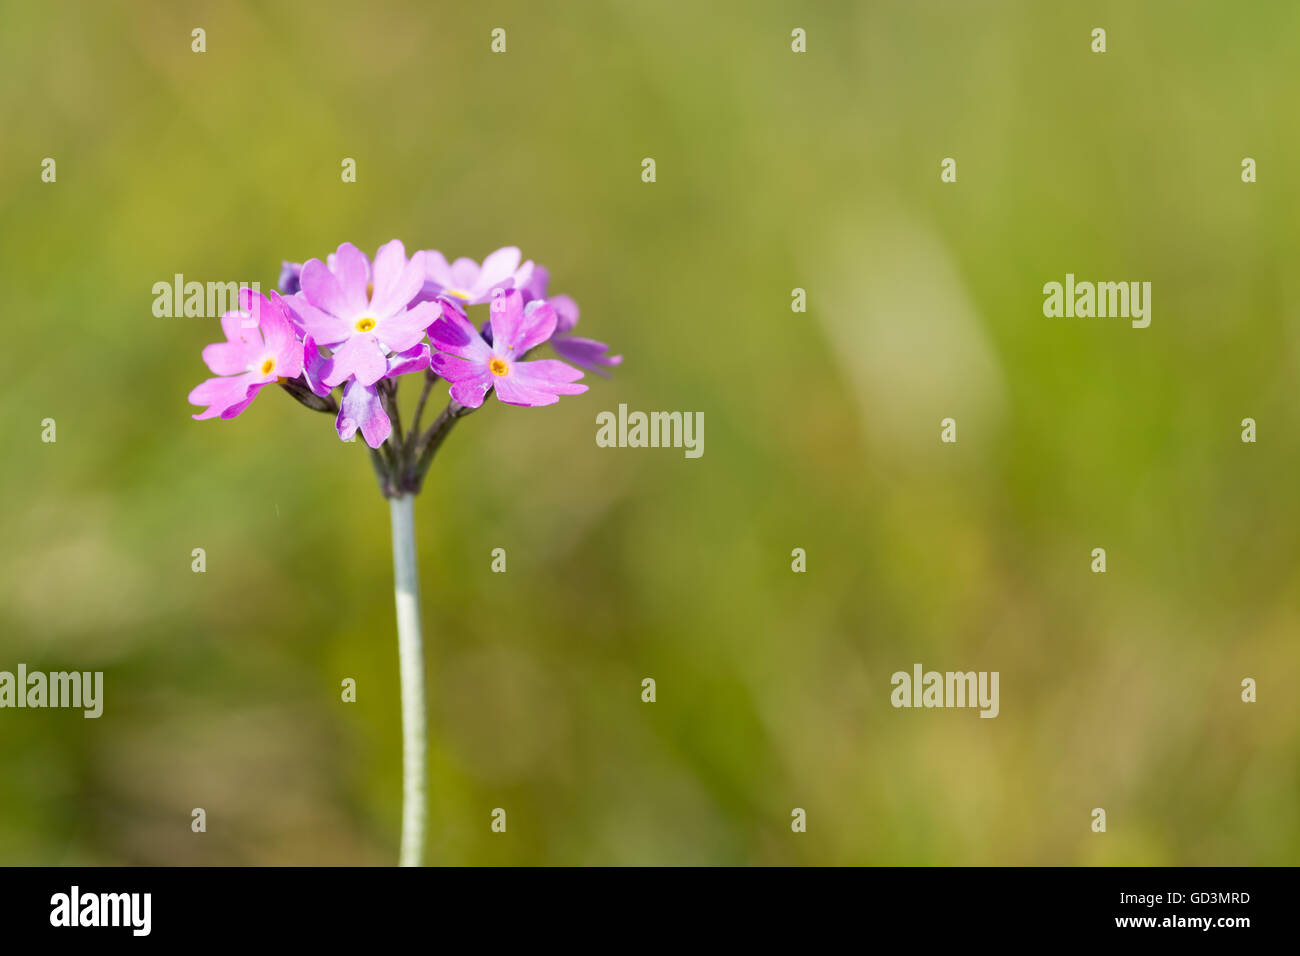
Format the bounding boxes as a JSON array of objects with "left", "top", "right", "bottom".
[
  {"left": 429, "top": 290, "right": 586, "bottom": 408},
  {"left": 189, "top": 289, "right": 304, "bottom": 420},
  {"left": 521, "top": 266, "right": 621, "bottom": 375},
  {"left": 287, "top": 240, "right": 436, "bottom": 387},
  {"left": 420, "top": 246, "right": 534, "bottom": 306}
]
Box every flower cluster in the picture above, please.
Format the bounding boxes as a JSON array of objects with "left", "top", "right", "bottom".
[{"left": 189, "top": 241, "right": 619, "bottom": 493}]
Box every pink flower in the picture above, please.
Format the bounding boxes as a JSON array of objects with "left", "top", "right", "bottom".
[
  {"left": 286, "top": 240, "right": 437, "bottom": 387},
  {"left": 189, "top": 290, "right": 304, "bottom": 420},
  {"left": 429, "top": 290, "right": 586, "bottom": 408},
  {"left": 420, "top": 246, "right": 534, "bottom": 305}
]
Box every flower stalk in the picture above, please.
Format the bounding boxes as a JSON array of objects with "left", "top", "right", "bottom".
[
  {"left": 366, "top": 378, "right": 473, "bottom": 866},
  {"left": 388, "top": 492, "right": 426, "bottom": 867},
  {"left": 189, "top": 242, "right": 620, "bottom": 866}
]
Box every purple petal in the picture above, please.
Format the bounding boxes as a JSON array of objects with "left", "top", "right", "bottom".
[
  {"left": 282, "top": 294, "right": 350, "bottom": 346},
  {"left": 492, "top": 376, "right": 561, "bottom": 407},
  {"left": 218, "top": 392, "right": 259, "bottom": 420},
  {"left": 470, "top": 247, "right": 525, "bottom": 300},
  {"left": 331, "top": 242, "right": 371, "bottom": 314},
  {"left": 238, "top": 287, "right": 268, "bottom": 319},
  {"left": 431, "top": 351, "right": 488, "bottom": 382},
  {"left": 448, "top": 372, "right": 493, "bottom": 409},
  {"left": 494, "top": 358, "right": 587, "bottom": 406},
  {"left": 374, "top": 256, "right": 428, "bottom": 323},
  {"left": 550, "top": 294, "right": 580, "bottom": 334},
  {"left": 324, "top": 334, "right": 387, "bottom": 387},
  {"left": 521, "top": 265, "right": 549, "bottom": 303},
  {"left": 300, "top": 258, "right": 352, "bottom": 319},
  {"left": 189, "top": 373, "right": 258, "bottom": 420},
  {"left": 302, "top": 336, "right": 335, "bottom": 397},
  {"left": 423, "top": 250, "right": 455, "bottom": 288},
  {"left": 375, "top": 300, "right": 437, "bottom": 353},
  {"left": 202, "top": 340, "right": 257, "bottom": 376},
  {"left": 447, "top": 257, "right": 481, "bottom": 293},
  {"left": 262, "top": 293, "right": 304, "bottom": 377},
  {"left": 429, "top": 301, "right": 492, "bottom": 362},
  {"left": 388, "top": 343, "right": 431, "bottom": 377},
  {"left": 220, "top": 306, "right": 262, "bottom": 343},
  {"left": 489, "top": 290, "right": 557, "bottom": 355},
  {"left": 370, "top": 243, "right": 425, "bottom": 316},
  {"left": 337, "top": 380, "right": 391, "bottom": 448},
  {"left": 553, "top": 335, "right": 622, "bottom": 375},
  {"left": 512, "top": 357, "right": 586, "bottom": 387},
  {"left": 371, "top": 240, "right": 407, "bottom": 299},
  {"left": 503, "top": 260, "right": 535, "bottom": 300}
]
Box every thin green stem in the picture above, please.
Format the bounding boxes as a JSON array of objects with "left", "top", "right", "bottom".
[
  {"left": 388, "top": 494, "right": 426, "bottom": 866},
  {"left": 406, "top": 373, "right": 437, "bottom": 455},
  {"left": 368, "top": 446, "right": 394, "bottom": 497},
  {"left": 405, "top": 399, "right": 476, "bottom": 493}
]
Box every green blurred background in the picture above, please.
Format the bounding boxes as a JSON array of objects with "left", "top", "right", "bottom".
[{"left": 2, "top": 0, "right": 1298, "bottom": 865}]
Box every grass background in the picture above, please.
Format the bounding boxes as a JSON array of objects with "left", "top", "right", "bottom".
[{"left": 1, "top": 0, "right": 1297, "bottom": 864}]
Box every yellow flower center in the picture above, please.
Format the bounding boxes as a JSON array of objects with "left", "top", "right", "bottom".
[
  {"left": 448, "top": 289, "right": 471, "bottom": 300},
  {"left": 355, "top": 316, "right": 377, "bottom": 333},
  {"left": 489, "top": 357, "right": 510, "bottom": 377},
  {"left": 260, "top": 358, "right": 276, "bottom": 376}
]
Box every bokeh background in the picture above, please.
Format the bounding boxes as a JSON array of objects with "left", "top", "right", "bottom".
[{"left": 2, "top": 0, "right": 1298, "bottom": 865}]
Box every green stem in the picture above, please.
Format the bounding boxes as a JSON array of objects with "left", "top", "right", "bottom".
[
  {"left": 388, "top": 494, "right": 426, "bottom": 866},
  {"left": 406, "top": 373, "right": 437, "bottom": 455},
  {"left": 405, "top": 400, "right": 476, "bottom": 493}
]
